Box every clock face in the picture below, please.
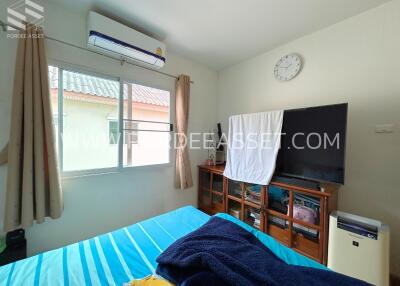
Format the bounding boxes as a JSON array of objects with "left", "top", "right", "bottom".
[{"left": 274, "top": 54, "right": 302, "bottom": 81}]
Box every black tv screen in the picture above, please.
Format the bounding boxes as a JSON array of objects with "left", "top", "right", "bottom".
[{"left": 275, "top": 103, "right": 348, "bottom": 184}]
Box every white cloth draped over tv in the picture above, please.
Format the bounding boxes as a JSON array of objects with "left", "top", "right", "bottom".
[{"left": 223, "top": 110, "right": 284, "bottom": 185}]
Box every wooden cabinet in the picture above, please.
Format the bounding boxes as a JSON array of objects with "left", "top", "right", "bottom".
[
  {"left": 198, "top": 165, "right": 225, "bottom": 215},
  {"left": 198, "top": 165, "right": 338, "bottom": 265}
]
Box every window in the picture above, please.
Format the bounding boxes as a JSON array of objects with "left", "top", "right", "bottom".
[
  {"left": 49, "top": 66, "right": 171, "bottom": 174},
  {"left": 123, "top": 81, "right": 170, "bottom": 167}
]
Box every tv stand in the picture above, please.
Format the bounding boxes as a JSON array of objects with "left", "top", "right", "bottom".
[{"left": 198, "top": 165, "right": 339, "bottom": 265}]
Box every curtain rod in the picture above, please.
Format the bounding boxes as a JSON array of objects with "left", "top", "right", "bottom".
[{"left": 0, "top": 20, "right": 194, "bottom": 84}]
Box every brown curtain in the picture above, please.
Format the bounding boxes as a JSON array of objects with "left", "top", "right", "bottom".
[
  {"left": 175, "top": 75, "right": 193, "bottom": 189},
  {"left": 0, "top": 25, "right": 63, "bottom": 232},
  {"left": 0, "top": 144, "right": 7, "bottom": 165}
]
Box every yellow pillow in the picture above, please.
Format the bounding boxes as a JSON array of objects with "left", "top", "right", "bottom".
[{"left": 126, "top": 275, "right": 174, "bottom": 286}]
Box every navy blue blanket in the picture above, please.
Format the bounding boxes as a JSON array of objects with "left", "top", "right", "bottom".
[{"left": 156, "top": 217, "right": 370, "bottom": 286}]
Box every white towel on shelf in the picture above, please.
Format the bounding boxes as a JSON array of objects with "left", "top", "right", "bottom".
[{"left": 223, "top": 110, "right": 284, "bottom": 185}]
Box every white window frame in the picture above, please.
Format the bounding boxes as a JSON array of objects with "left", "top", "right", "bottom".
[{"left": 49, "top": 62, "right": 173, "bottom": 178}]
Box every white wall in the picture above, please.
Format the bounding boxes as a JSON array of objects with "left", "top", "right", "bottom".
[
  {"left": 217, "top": 0, "right": 400, "bottom": 275},
  {"left": 0, "top": 1, "right": 218, "bottom": 255}
]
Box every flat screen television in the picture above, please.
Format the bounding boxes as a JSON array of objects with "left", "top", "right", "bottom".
[{"left": 275, "top": 103, "right": 348, "bottom": 184}]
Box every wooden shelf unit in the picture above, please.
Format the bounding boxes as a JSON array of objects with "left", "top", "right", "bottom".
[
  {"left": 198, "top": 165, "right": 225, "bottom": 215},
  {"left": 198, "top": 165, "right": 338, "bottom": 265}
]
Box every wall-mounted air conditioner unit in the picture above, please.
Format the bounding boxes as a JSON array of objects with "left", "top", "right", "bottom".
[{"left": 87, "top": 11, "right": 166, "bottom": 69}]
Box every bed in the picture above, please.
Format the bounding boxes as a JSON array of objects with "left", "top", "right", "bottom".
[{"left": 0, "top": 206, "right": 325, "bottom": 286}]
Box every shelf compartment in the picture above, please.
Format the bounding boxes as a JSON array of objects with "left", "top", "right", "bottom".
[
  {"left": 228, "top": 180, "right": 242, "bottom": 199},
  {"left": 212, "top": 173, "right": 224, "bottom": 193},
  {"left": 292, "top": 230, "right": 320, "bottom": 261},
  {"left": 244, "top": 206, "right": 262, "bottom": 230},
  {"left": 267, "top": 185, "right": 289, "bottom": 215},
  {"left": 199, "top": 170, "right": 211, "bottom": 190},
  {"left": 212, "top": 193, "right": 224, "bottom": 213},
  {"left": 267, "top": 222, "right": 290, "bottom": 246},
  {"left": 268, "top": 185, "right": 322, "bottom": 228},
  {"left": 244, "top": 183, "right": 262, "bottom": 205},
  {"left": 291, "top": 193, "right": 321, "bottom": 226},
  {"left": 199, "top": 190, "right": 211, "bottom": 209},
  {"left": 227, "top": 200, "right": 241, "bottom": 220}
]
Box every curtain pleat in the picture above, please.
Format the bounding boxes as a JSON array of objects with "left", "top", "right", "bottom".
[
  {"left": 0, "top": 144, "right": 8, "bottom": 165},
  {"left": 175, "top": 75, "right": 193, "bottom": 189},
  {"left": 1, "top": 25, "right": 63, "bottom": 232}
]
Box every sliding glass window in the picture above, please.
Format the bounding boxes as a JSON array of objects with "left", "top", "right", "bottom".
[
  {"left": 122, "top": 81, "right": 171, "bottom": 167},
  {"left": 49, "top": 66, "right": 171, "bottom": 174}
]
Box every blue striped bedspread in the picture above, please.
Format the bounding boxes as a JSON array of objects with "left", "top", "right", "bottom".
[
  {"left": 0, "top": 206, "right": 209, "bottom": 286},
  {"left": 0, "top": 206, "right": 325, "bottom": 286}
]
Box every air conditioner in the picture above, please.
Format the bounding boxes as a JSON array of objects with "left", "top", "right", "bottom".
[
  {"left": 328, "top": 211, "right": 390, "bottom": 286},
  {"left": 87, "top": 11, "right": 166, "bottom": 69}
]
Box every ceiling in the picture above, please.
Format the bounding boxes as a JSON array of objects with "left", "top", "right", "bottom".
[{"left": 47, "top": 0, "right": 390, "bottom": 70}]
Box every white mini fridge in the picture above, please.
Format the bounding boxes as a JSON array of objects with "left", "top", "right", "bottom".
[{"left": 328, "top": 211, "right": 390, "bottom": 286}]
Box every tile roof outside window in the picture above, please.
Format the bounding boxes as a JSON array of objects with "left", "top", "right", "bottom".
[{"left": 48, "top": 66, "right": 169, "bottom": 107}]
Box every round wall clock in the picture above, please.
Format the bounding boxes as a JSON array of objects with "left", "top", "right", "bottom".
[{"left": 274, "top": 53, "right": 303, "bottom": 81}]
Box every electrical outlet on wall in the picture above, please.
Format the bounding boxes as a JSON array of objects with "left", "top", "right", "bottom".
[{"left": 375, "top": 124, "right": 395, "bottom": 133}]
